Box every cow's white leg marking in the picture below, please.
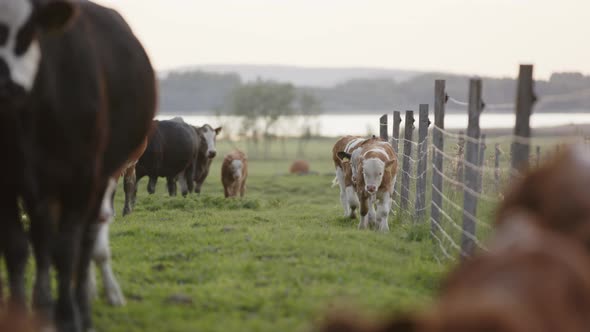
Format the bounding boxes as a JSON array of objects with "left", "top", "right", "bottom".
[
  {"left": 91, "top": 222, "right": 125, "bottom": 306},
  {"left": 346, "top": 186, "right": 359, "bottom": 218},
  {"left": 377, "top": 192, "right": 391, "bottom": 232},
  {"left": 335, "top": 167, "right": 349, "bottom": 216},
  {"left": 178, "top": 171, "right": 189, "bottom": 197},
  {"left": 368, "top": 196, "right": 377, "bottom": 227}
]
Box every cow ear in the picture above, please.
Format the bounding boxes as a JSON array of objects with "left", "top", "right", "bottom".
[
  {"left": 215, "top": 127, "right": 222, "bottom": 135},
  {"left": 37, "top": 0, "right": 78, "bottom": 32},
  {"left": 337, "top": 151, "right": 352, "bottom": 161},
  {"left": 385, "top": 159, "right": 396, "bottom": 169}
]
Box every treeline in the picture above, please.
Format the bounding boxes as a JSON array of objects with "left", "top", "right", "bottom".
[{"left": 158, "top": 71, "right": 590, "bottom": 113}]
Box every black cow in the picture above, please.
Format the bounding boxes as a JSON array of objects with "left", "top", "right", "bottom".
[
  {"left": 191, "top": 124, "right": 222, "bottom": 194},
  {"left": 0, "top": 1, "right": 156, "bottom": 331},
  {"left": 135, "top": 119, "right": 198, "bottom": 197}
]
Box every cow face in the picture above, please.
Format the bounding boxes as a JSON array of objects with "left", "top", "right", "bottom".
[
  {"left": 0, "top": 0, "right": 76, "bottom": 106},
  {"left": 230, "top": 159, "right": 243, "bottom": 180},
  {"left": 361, "top": 157, "right": 395, "bottom": 193},
  {"left": 199, "top": 124, "right": 222, "bottom": 159}
]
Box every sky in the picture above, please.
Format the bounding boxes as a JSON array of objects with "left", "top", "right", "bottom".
[{"left": 95, "top": 0, "right": 590, "bottom": 79}]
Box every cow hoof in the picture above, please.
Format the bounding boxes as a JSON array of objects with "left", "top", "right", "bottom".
[
  {"left": 106, "top": 293, "right": 126, "bottom": 307},
  {"left": 122, "top": 207, "right": 131, "bottom": 216}
]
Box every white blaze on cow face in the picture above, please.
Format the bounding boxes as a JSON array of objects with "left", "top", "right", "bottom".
[
  {"left": 202, "top": 125, "right": 221, "bottom": 159},
  {"left": 0, "top": 0, "right": 41, "bottom": 92},
  {"left": 362, "top": 158, "right": 386, "bottom": 193},
  {"left": 230, "top": 159, "right": 243, "bottom": 180}
]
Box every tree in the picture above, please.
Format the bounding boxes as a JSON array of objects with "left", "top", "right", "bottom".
[{"left": 230, "top": 80, "right": 296, "bottom": 159}]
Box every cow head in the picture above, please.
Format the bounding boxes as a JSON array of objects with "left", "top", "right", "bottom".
[
  {"left": 361, "top": 157, "right": 395, "bottom": 194},
  {"left": 197, "top": 124, "right": 222, "bottom": 159},
  {"left": 0, "top": 0, "right": 77, "bottom": 107},
  {"left": 230, "top": 159, "right": 243, "bottom": 180}
]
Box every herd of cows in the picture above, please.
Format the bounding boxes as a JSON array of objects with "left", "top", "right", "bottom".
[{"left": 1, "top": 1, "right": 590, "bottom": 332}]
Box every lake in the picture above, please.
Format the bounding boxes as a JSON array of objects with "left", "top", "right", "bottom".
[{"left": 157, "top": 111, "right": 590, "bottom": 137}]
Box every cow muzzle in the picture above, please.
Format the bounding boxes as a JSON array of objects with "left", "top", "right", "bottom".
[
  {"left": 366, "top": 185, "right": 377, "bottom": 193},
  {"left": 208, "top": 151, "right": 217, "bottom": 159}
]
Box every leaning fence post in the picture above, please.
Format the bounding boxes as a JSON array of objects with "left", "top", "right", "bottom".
[
  {"left": 392, "top": 111, "right": 402, "bottom": 205},
  {"left": 461, "top": 79, "right": 483, "bottom": 258},
  {"left": 455, "top": 131, "right": 465, "bottom": 188},
  {"left": 511, "top": 64, "right": 536, "bottom": 175},
  {"left": 401, "top": 111, "right": 415, "bottom": 211},
  {"left": 415, "top": 104, "right": 430, "bottom": 220},
  {"left": 431, "top": 80, "right": 446, "bottom": 236},
  {"left": 380, "top": 114, "right": 388, "bottom": 141},
  {"left": 477, "top": 134, "right": 487, "bottom": 194}
]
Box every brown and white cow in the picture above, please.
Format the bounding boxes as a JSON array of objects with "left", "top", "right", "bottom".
[
  {"left": 332, "top": 136, "right": 377, "bottom": 219},
  {"left": 339, "top": 139, "right": 397, "bottom": 231},
  {"left": 221, "top": 150, "right": 248, "bottom": 198}
]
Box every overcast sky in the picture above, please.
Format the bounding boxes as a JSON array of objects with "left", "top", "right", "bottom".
[{"left": 95, "top": 0, "right": 589, "bottom": 79}]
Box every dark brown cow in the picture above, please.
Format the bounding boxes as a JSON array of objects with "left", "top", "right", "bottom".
[
  {"left": 0, "top": 1, "right": 156, "bottom": 331},
  {"left": 221, "top": 150, "right": 248, "bottom": 198}
]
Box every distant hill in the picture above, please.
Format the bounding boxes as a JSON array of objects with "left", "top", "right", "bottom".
[
  {"left": 160, "top": 64, "right": 422, "bottom": 88},
  {"left": 157, "top": 67, "right": 590, "bottom": 114}
]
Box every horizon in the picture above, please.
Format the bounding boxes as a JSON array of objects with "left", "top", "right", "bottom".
[{"left": 94, "top": 0, "right": 590, "bottom": 81}]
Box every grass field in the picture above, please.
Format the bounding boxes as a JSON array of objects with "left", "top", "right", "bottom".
[{"left": 91, "top": 141, "right": 445, "bottom": 332}]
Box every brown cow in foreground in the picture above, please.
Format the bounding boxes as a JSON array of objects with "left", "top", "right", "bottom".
[
  {"left": 319, "top": 213, "right": 590, "bottom": 332},
  {"left": 221, "top": 150, "right": 248, "bottom": 198}
]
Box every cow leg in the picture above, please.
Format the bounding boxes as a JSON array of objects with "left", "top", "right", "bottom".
[
  {"left": 345, "top": 186, "right": 359, "bottom": 219},
  {"left": 0, "top": 197, "right": 28, "bottom": 310},
  {"left": 166, "top": 176, "right": 177, "bottom": 197},
  {"left": 123, "top": 166, "right": 137, "bottom": 216},
  {"left": 75, "top": 219, "right": 101, "bottom": 332},
  {"left": 335, "top": 168, "right": 349, "bottom": 217},
  {"left": 177, "top": 171, "right": 189, "bottom": 198},
  {"left": 53, "top": 214, "right": 84, "bottom": 332},
  {"left": 30, "top": 206, "right": 55, "bottom": 321},
  {"left": 147, "top": 176, "right": 158, "bottom": 195},
  {"left": 185, "top": 163, "right": 195, "bottom": 194},
  {"left": 91, "top": 222, "right": 125, "bottom": 306},
  {"left": 358, "top": 196, "right": 369, "bottom": 229},
  {"left": 368, "top": 196, "right": 377, "bottom": 228},
  {"left": 376, "top": 192, "right": 391, "bottom": 232},
  {"left": 240, "top": 181, "right": 246, "bottom": 198}
]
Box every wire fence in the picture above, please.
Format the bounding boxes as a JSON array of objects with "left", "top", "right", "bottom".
[{"left": 382, "top": 71, "right": 590, "bottom": 262}]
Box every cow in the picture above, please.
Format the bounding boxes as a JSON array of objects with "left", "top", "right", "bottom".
[
  {"left": 338, "top": 139, "right": 397, "bottom": 231},
  {"left": 318, "top": 213, "right": 590, "bottom": 332},
  {"left": 290, "top": 160, "right": 310, "bottom": 175},
  {"left": 135, "top": 119, "right": 197, "bottom": 197},
  {"left": 332, "top": 136, "right": 377, "bottom": 219},
  {"left": 191, "top": 124, "right": 222, "bottom": 194},
  {"left": 221, "top": 150, "right": 248, "bottom": 198},
  {"left": 0, "top": 1, "right": 156, "bottom": 331},
  {"left": 496, "top": 144, "right": 590, "bottom": 250}
]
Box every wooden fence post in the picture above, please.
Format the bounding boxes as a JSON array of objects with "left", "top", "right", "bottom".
[
  {"left": 401, "top": 111, "right": 415, "bottom": 210},
  {"left": 431, "top": 80, "right": 446, "bottom": 236},
  {"left": 415, "top": 104, "right": 430, "bottom": 220},
  {"left": 511, "top": 64, "right": 536, "bottom": 174},
  {"left": 455, "top": 131, "right": 465, "bottom": 187},
  {"left": 392, "top": 111, "right": 402, "bottom": 205},
  {"left": 380, "top": 114, "right": 388, "bottom": 141},
  {"left": 477, "top": 134, "right": 487, "bottom": 193},
  {"left": 461, "top": 79, "right": 483, "bottom": 258}
]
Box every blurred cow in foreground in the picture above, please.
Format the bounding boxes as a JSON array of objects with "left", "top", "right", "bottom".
[
  {"left": 221, "top": 150, "right": 248, "bottom": 198},
  {"left": 0, "top": 0, "right": 156, "bottom": 331}
]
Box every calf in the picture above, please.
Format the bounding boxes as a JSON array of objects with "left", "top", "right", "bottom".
[
  {"left": 339, "top": 140, "right": 397, "bottom": 231},
  {"left": 192, "top": 124, "right": 222, "bottom": 194},
  {"left": 332, "top": 136, "right": 376, "bottom": 219},
  {"left": 496, "top": 144, "right": 590, "bottom": 250},
  {"left": 136, "top": 119, "right": 197, "bottom": 197},
  {"left": 221, "top": 150, "right": 248, "bottom": 198},
  {"left": 319, "top": 213, "right": 590, "bottom": 332},
  {"left": 0, "top": 1, "right": 156, "bottom": 331}
]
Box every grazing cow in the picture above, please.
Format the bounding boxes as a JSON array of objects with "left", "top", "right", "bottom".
[
  {"left": 496, "top": 144, "right": 590, "bottom": 250},
  {"left": 338, "top": 139, "right": 397, "bottom": 231},
  {"left": 0, "top": 1, "right": 156, "bottom": 331},
  {"left": 319, "top": 213, "right": 590, "bottom": 332},
  {"left": 191, "top": 124, "right": 222, "bottom": 194},
  {"left": 221, "top": 150, "right": 248, "bottom": 198},
  {"left": 136, "top": 119, "right": 198, "bottom": 197},
  {"left": 332, "top": 136, "right": 377, "bottom": 219},
  {"left": 290, "top": 160, "right": 310, "bottom": 175}
]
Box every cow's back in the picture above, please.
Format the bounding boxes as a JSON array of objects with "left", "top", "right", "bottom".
[{"left": 143, "top": 120, "right": 196, "bottom": 177}]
